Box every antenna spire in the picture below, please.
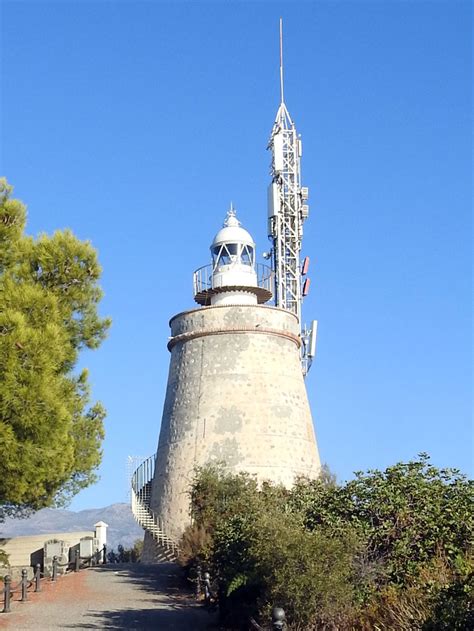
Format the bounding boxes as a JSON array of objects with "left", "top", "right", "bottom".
[
  {"left": 279, "top": 17, "right": 284, "bottom": 104},
  {"left": 268, "top": 17, "right": 314, "bottom": 374}
]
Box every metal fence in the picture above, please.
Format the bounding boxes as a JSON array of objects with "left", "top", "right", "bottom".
[
  {"left": 3, "top": 551, "right": 287, "bottom": 628},
  {"left": 192, "top": 566, "right": 287, "bottom": 630},
  {"left": 1, "top": 546, "right": 107, "bottom": 614}
]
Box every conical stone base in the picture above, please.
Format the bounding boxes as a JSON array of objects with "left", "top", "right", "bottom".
[{"left": 143, "top": 304, "right": 320, "bottom": 559}]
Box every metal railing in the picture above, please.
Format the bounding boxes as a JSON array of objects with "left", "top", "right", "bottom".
[
  {"left": 130, "top": 455, "right": 179, "bottom": 558},
  {"left": 193, "top": 263, "right": 273, "bottom": 296},
  {"left": 2, "top": 546, "right": 106, "bottom": 614},
  {"left": 192, "top": 567, "right": 287, "bottom": 630}
]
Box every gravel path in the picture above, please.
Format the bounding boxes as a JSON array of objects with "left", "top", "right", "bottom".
[{"left": 0, "top": 563, "right": 218, "bottom": 630}]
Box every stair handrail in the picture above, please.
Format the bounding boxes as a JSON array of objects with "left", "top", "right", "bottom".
[{"left": 130, "top": 454, "right": 180, "bottom": 554}]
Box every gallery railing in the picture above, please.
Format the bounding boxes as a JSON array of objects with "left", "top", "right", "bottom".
[{"left": 194, "top": 262, "right": 273, "bottom": 294}]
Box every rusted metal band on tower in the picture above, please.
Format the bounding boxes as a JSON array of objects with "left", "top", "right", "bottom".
[{"left": 167, "top": 326, "right": 301, "bottom": 352}]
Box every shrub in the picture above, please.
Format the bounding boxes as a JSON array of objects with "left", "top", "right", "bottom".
[{"left": 180, "top": 456, "right": 473, "bottom": 629}]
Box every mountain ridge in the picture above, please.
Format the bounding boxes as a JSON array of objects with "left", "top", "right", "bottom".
[{"left": 0, "top": 503, "right": 144, "bottom": 551}]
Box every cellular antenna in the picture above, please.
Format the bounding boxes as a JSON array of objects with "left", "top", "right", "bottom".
[
  {"left": 267, "top": 19, "right": 317, "bottom": 376},
  {"left": 279, "top": 17, "right": 284, "bottom": 104}
]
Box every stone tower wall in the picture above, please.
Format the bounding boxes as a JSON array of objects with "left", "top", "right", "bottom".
[{"left": 148, "top": 304, "right": 321, "bottom": 543}]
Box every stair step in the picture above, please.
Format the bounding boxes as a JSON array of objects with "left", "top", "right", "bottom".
[{"left": 131, "top": 498, "right": 179, "bottom": 558}]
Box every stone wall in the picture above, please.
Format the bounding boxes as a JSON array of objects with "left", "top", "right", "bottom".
[{"left": 0, "top": 531, "right": 95, "bottom": 570}]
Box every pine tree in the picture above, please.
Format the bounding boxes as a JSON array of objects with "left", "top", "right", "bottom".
[{"left": 0, "top": 178, "right": 111, "bottom": 517}]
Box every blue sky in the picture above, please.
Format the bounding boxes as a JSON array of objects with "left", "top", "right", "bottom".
[{"left": 1, "top": 1, "right": 472, "bottom": 511}]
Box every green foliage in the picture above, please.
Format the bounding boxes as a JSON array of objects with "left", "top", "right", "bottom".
[
  {"left": 182, "top": 465, "right": 359, "bottom": 627},
  {"left": 0, "top": 178, "right": 110, "bottom": 516},
  {"left": 107, "top": 540, "right": 143, "bottom": 563},
  {"left": 178, "top": 523, "right": 213, "bottom": 567},
  {"left": 182, "top": 456, "right": 473, "bottom": 629},
  {"left": 424, "top": 567, "right": 474, "bottom": 630},
  {"left": 0, "top": 548, "right": 9, "bottom": 567},
  {"left": 189, "top": 463, "right": 261, "bottom": 528},
  {"left": 293, "top": 453, "right": 473, "bottom": 586}
]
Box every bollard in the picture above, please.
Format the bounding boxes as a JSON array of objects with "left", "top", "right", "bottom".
[
  {"left": 74, "top": 549, "right": 80, "bottom": 572},
  {"left": 2, "top": 575, "right": 11, "bottom": 613},
  {"left": 35, "top": 564, "right": 41, "bottom": 592},
  {"left": 20, "top": 569, "right": 28, "bottom": 602},
  {"left": 272, "top": 607, "right": 287, "bottom": 631},
  {"left": 102, "top": 545, "right": 107, "bottom": 565},
  {"left": 52, "top": 556, "right": 58, "bottom": 582},
  {"left": 196, "top": 565, "right": 202, "bottom": 600},
  {"left": 203, "top": 571, "right": 212, "bottom": 605}
]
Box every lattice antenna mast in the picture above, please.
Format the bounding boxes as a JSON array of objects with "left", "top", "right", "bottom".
[{"left": 267, "top": 19, "right": 310, "bottom": 339}]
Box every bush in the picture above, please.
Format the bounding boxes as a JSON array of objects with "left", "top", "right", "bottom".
[
  {"left": 181, "top": 465, "right": 360, "bottom": 627},
  {"left": 107, "top": 539, "right": 143, "bottom": 563},
  {"left": 0, "top": 549, "right": 9, "bottom": 567},
  {"left": 180, "top": 456, "right": 473, "bottom": 629}
]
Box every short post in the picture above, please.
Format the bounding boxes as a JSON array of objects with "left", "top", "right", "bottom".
[
  {"left": 196, "top": 565, "right": 202, "bottom": 600},
  {"left": 34, "top": 564, "right": 41, "bottom": 592},
  {"left": 52, "top": 556, "right": 58, "bottom": 581},
  {"left": 20, "top": 569, "right": 28, "bottom": 602},
  {"left": 203, "top": 571, "right": 212, "bottom": 606},
  {"left": 102, "top": 545, "right": 107, "bottom": 565},
  {"left": 74, "top": 549, "right": 80, "bottom": 572},
  {"left": 272, "top": 607, "right": 287, "bottom": 631},
  {"left": 2, "top": 575, "right": 11, "bottom": 613}
]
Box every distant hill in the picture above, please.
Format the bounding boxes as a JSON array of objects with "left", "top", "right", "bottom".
[{"left": 0, "top": 503, "right": 144, "bottom": 551}]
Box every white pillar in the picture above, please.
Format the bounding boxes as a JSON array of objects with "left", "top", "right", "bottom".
[{"left": 94, "top": 521, "right": 109, "bottom": 549}]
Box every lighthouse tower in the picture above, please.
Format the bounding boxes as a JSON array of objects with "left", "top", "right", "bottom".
[{"left": 133, "top": 22, "right": 321, "bottom": 561}]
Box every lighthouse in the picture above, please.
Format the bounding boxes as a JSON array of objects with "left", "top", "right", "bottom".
[{"left": 133, "top": 21, "right": 321, "bottom": 561}]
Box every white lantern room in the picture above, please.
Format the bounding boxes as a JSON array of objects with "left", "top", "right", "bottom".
[{"left": 193, "top": 206, "right": 273, "bottom": 307}]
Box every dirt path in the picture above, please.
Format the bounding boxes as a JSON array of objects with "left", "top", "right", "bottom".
[{"left": 0, "top": 563, "right": 217, "bottom": 630}]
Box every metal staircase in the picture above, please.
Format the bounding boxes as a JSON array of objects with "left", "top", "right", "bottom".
[{"left": 130, "top": 454, "right": 180, "bottom": 561}]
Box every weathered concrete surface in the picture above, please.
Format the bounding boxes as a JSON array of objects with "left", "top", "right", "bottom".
[
  {"left": 145, "top": 304, "right": 320, "bottom": 553},
  {"left": 0, "top": 563, "right": 216, "bottom": 630}
]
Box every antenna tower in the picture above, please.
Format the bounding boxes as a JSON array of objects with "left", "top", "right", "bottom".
[{"left": 267, "top": 19, "right": 315, "bottom": 374}]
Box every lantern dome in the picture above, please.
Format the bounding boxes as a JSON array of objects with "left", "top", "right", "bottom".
[{"left": 211, "top": 208, "right": 255, "bottom": 249}]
